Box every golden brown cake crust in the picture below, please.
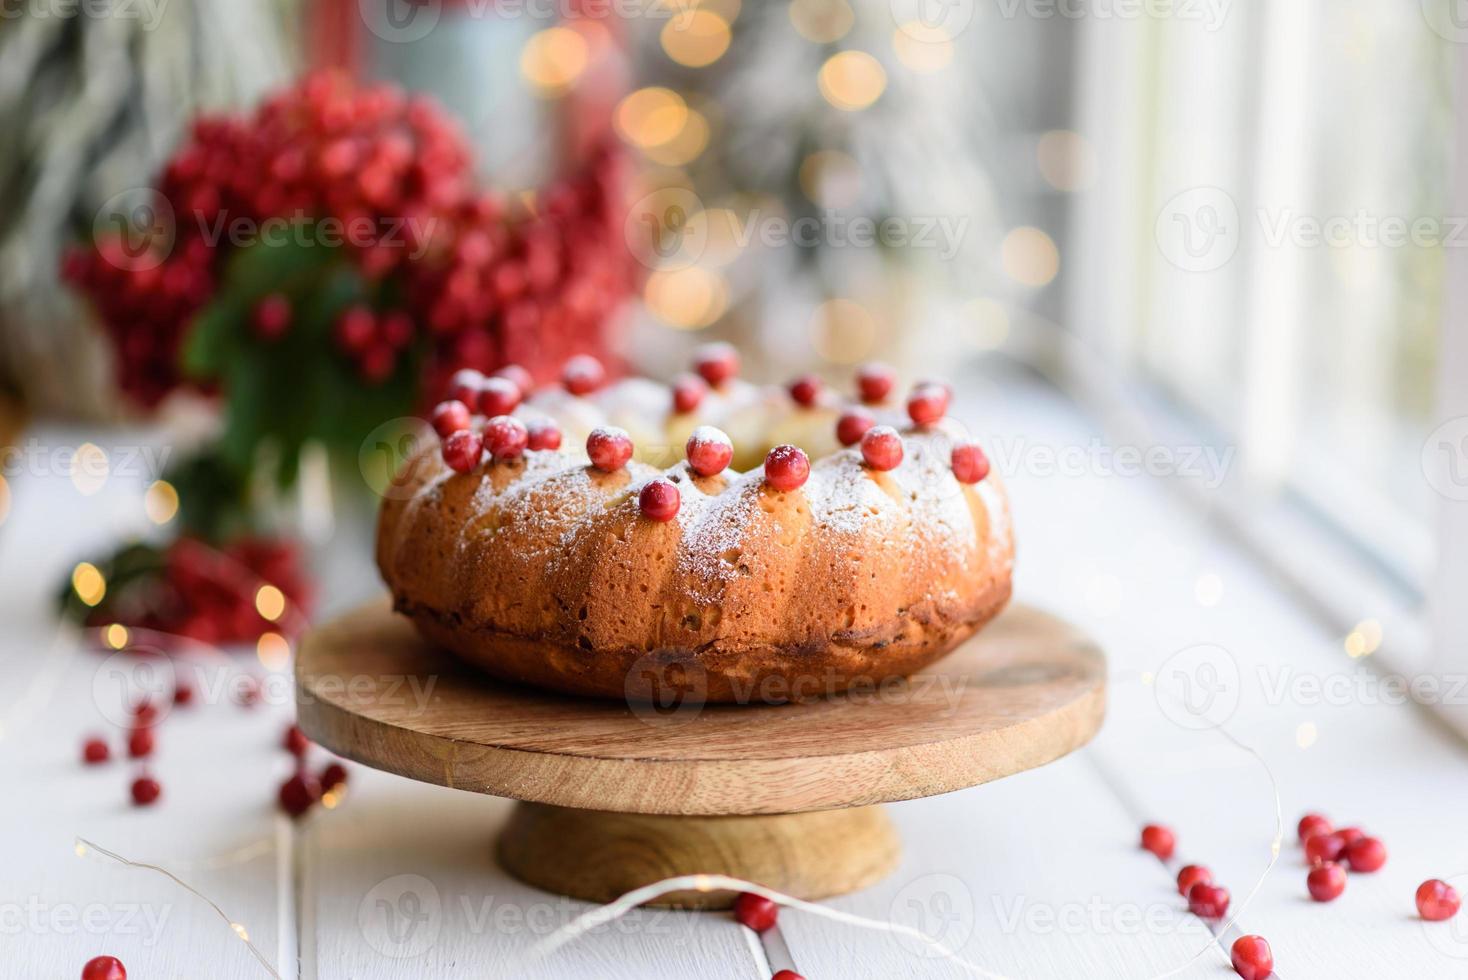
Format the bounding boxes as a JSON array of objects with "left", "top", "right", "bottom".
[{"left": 376, "top": 417, "right": 1015, "bottom": 703}]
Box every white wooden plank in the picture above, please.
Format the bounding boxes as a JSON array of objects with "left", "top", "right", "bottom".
[{"left": 302, "top": 765, "right": 765, "bottom": 980}]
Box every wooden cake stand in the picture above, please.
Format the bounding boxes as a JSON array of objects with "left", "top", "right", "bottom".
[{"left": 295, "top": 599, "right": 1105, "bottom": 908}]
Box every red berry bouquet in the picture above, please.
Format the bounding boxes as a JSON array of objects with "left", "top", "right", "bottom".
[{"left": 58, "top": 70, "right": 637, "bottom": 645}]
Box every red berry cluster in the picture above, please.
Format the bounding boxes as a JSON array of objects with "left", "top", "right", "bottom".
[
  {"left": 1296, "top": 811, "right": 1397, "bottom": 908},
  {"left": 277, "top": 723, "right": 349, "bottom": 820}
]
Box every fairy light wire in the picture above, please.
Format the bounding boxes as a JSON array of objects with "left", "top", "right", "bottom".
[{"left": 76, "top": 837, "right": 282, "bottom": 979}]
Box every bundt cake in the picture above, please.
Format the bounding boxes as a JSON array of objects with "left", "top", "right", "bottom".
[{"left": 376, "top": 345, "right": 1014, "bottom": 703}]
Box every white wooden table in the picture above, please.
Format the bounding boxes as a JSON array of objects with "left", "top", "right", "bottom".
[{"left": 5, "top": 374, "right": 1468, "bottom": 978}]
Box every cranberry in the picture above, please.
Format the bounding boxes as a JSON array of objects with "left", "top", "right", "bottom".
[
  {"left": 235, "top": 675, "right": 262, "bottom": 708},
  {"left": 82, "top": 737, "right": 110, "bottom": 765},
  {"left": 1187, "top": 882, "right": 1230, "bottom": 918},
  {"left": 1333, "top": 827, "right": 1365, "bottom": 848},
  {"left": 279, "top": 771, "right": 322, "bottom": 819},
  {"left": 1230, "top": 935, "right": 1274, "bottom": 980},
  {"left": 1417, "top": 879, "right": 1461, "bottom": 921},
  {"left": 733, "top": 892, "right": 778, "bottom": 932},
  {"left": 526, "top": 419, "right": 563, "bottom": 451},
  {"left": 1307, "top": 862, "right": 1346, "bottom": 902},
  {"left": 127, "top": 728, "right": 155, "bottom": 759},
  {"left": 81, "top": 956, "right": 127, "bottom": 980},
  {"left": 334, "top": 305, "right": 375, "bottom": 354},
  {"left": 772, "top": 973, "right": 805, "bottom": 980},
  {"left": 1305, "top": 832, "right": 1345, "bottom": 867},
  {"left": 587, "top": 426, "right": 633, "bottom": 472},
  {"left": 693, "top": 342, "right": 739, "bottom": 387},
  {"left": 441, "top": 429, "right": 483, "bottom": 473},
  {"left": 907, "top": 382, "right": 951, "bottom": 424},
  {"left": 857, "top": 361, "right": 896, "bottom": 403},
  {"left": 320, "top": 762, "right": 348, "bottom": 791},
  {"left": 686, "top": 426, "right": 734, "bottom": 477},
  {"left": 836, "top": 408, "right": 876, "bottom": 447},
  {"left": 1297, "top": 813, "right": 1332, "bottom": 843},
  {"left": 283, "top": 724, "right": 309, "bottom": 758},
  {"left": 763, "top": 445, "right": 810, "bottom": 492},
  {"left": 562, "top": 354, "right": 606, "bottom": 395},
  {"left": 133, "top": 700, "right": 159, "bottom": 727},
  {"left": 672, "top": 373, "right": 707, "bottom": 414},
  {"left": 494, "top": 364, "right": 534, "bottom": 394},
  {"left": 1176, "top": 864, "right": 1212, "bottom": 897},
  {"left": 1344, "top": 836, "right": 1387, "bottom": 873},
  {"left": 860, "top": 425, "right": 904, "bottom": 471},
  {"left": 379, "top": 311, "right": 414, "bottom": 349},
  {"left": 477, "top": 377, "right": 521, "bottom": 417},
  {"left": 1140, "top": 824, "right": 1175, "bottom": 860},
  {"left": 952, "top": 442, "right": 991, "bottom": 484},
  {"left": 130, "top": 776, "right": 161, "bottom": 807},
  {"left": 484, "top": 416, "right": 529, "bottom": 461},
  {"left": 431, "top": 399, "right": 471, "bottom": 438},
  {"left": 448, "top": 368, "right": 485, "bottom": 406},
  {"left": 639, "top": 479, "right": 681, "bottom": 522},
  {"left": 172, "top": 681, "right": 194, "bottom": 707},
  {"left": 789, "top": 374, "right": 822, "bottom": 408},
  {"left": 252, "top": 293, "right": 292, "bottom": 341}
]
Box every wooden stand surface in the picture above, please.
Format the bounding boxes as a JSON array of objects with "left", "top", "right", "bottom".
[{"left": 296, "top": 599, "right": 1105, "bottom": 907}]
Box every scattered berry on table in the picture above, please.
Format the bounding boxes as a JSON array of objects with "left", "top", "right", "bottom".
[
  {"left": 1307, "top": 863, "right": 1346, "bottom": 902},
  {"left": 1176, "top": 864, "right": 1211, "bottom": 897},
  {"left": 81, "top": 737, "right": 110, "bottom": 765},
  {"left": 1297, "top": 813, "right": 1332, "bottom": 843},
  {"left": 1140, "top": 824, "right": 1175, "bottom": 860},
  {"left": 733, "top": 892, "right": 779, "bottom": 933},
  {"left": 1344, "top": 836, "right": 1387, "bottom": 873},
  {"left": 1230, "top": 935, "right": 1273, "bottom": 980},
  {"left": 1187, "top": 882, "right": 1230, "bottom": 919},
  {"left": 81, "top": 956, "right": 127, "bottom": 980},
  {"left": 1417, "top": 879, "right": 1461, "bottom": 921},
  {"left": 130, "top": 776, "right": 161, "bottom": 807}
]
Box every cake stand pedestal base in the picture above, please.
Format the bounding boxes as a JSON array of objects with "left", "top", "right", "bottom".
[{"left": 496, "top": 802, "right": 899, "bottom": 909}]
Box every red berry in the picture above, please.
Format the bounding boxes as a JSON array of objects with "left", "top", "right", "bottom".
[
  {"left": 127, "top": 728, "right": 154, "bottom": 759},
  {"left": 836, "top": 408, "right": 876, "bottom": 447},
  {"left": 1344, "top": 836, "right": 1387, "bottom": 873},
  {"left": 484, "top": 415, "right": 529, "bottom": 461},
  {"left": 1305, "top": 832, "right": 1345, "bottom": 867},
  {"left": 279, "top": 771, "right": 321, "bottom": 819},
  {"left": 1230, "top": 935, "right": 1274, "bottom": 980},
  {"left": 951, "top": 442, "right": 991, "bottom": 484},
  {"left": 130, "top": 776, "right": 161, "bottom": 807},
  {"left": 1418, "top": 879, "right": 1461, "bottom": 921},
  {"left": 693, "top": 342, "right": 739, "bottom": 386},
  {"left": 379, "top": 310, "right": 414, "bottom": 348},
  {"left": 1187, "top": 882, "right": 1230, "bottom": 919},
  {"left": 527, "top": 419, "right": 563, "bottom": 451},
  {"left": 789, "top": 374, "right": 822, "bottom": 408},
  {"left": 907, "top": 381, "right": 950, "bottom": 424},
  {"left": 772, "top": 973, "right": 805, "bottom": 980},
  {"left": 1297, "top": 813, "right": 1332, "bottom": 843},
  {"left": 763, "top": 445, "right": 810, "bottom": 492},
  {"left": 1176, "top": 864, "right": 1212, "bottom": 897},
  {"left": 562, "top": 354, "right": 606, "bottom": 395},
  {"left": 1333, "top": 827, "right": 1365, "bottom": 848},
  {"left": 172, "top": 682, "right": 194, "bottom": 707},
  {"left": 82, "top": 737, "right": 110, "bottom": 765},
  {"left": 133, "top": 700, "right": 159, "bottom": 727},
  {"left": 81, "top": 955, "right": 127, "bottom": 980},
  {"left": 733, "top": 892, "right": 778, "bottom": 932},
  {"left": 334, "top": 305, "right": 375, "bottom": 354},
  {"left": 857, "top": 361, "right": 896, "bottom": 403},
  {"left": 431, "top": 399, "right": 472, "bottom": 438},
  {"left": 441, "top": 429, "right": 483, "bottom": 473},
  {"left": 860, "top": 425, "right": 904, "bottom": 471},
  {"left": 1141, "top": 824, "right": 1175, "bottom": 860},
  {"left": 1307, "top": 862, "right": 1346, "bottom": 902},
  {"left": 494, "top": 364, "right": 534, "bottom": 394},
  {"left": 639, "top": 479, "right": 681, "bottom": 522},
  {"left": 320, "top": 762, "right": 348, "bottom": 791},
  {"left": 671, "top": 373, "right": 707, "bottom": 414},
  {"left": 477, "top": 377, "right": 521, "bottom": 417},
  {"left": 587, "top": 426, "right": 633, "bottom": 472},
  {"left": 448, "top": 368, "right": 485, "bottom": 405},
  {"left": 359, "top": 344, "right": 395, "bottom": 383},
  {"left": 253, "top": 293, "right": 292, "bottom": 341},
  {"left": 283, "top": 724, "right": 309, "bottom": 758},
  {"left": 686, "top": 425, "right": 733, "bottom": 477}
]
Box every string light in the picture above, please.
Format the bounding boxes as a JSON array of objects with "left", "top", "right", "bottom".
[
  {"left": 71, "top": 562, "right": 106, "bottom": 606},
  {"left": 818, "top": 51, "right": 887, "bottom": 111},
  {"left": 644, "top": 267, "right": 729, "bottom": 329},
  {"left": 257, "top": 631, "right": 291, "bottom": 671},
  {"left": 660, "top": 10, "right": 732, "bottom": 68},
  {"left": 615, "top": 88, "right": 689, "bottom": 149},
  {"left": 1344, "top": 618, "right": 1382, "bottom": 658},
  {"left": 70, "top": 442, "right": 109, "bottom": 495},
  {"left": 789, "top": 0, "right": 853, "bottom": 43},
  {"left": 520, "top": 27, "right": 589, "bottom": 95},
  {"left": 1036, "top": 130, "right": 1098, "bottom": 192},
  {"left": 642, "top": 108, "right": 711, "bottom": 167},
  {"left": 103, "top": 624, "right": 129, "bottom": 650},
  {"left": 1000, "top": 226, "right": 1060, "bottom": 287},
  {"left": 145, "top": 480, "right": 180, "bottom": 524},
  {"left": 254, "top": 585, "right": 286, "bottom": 622}
]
